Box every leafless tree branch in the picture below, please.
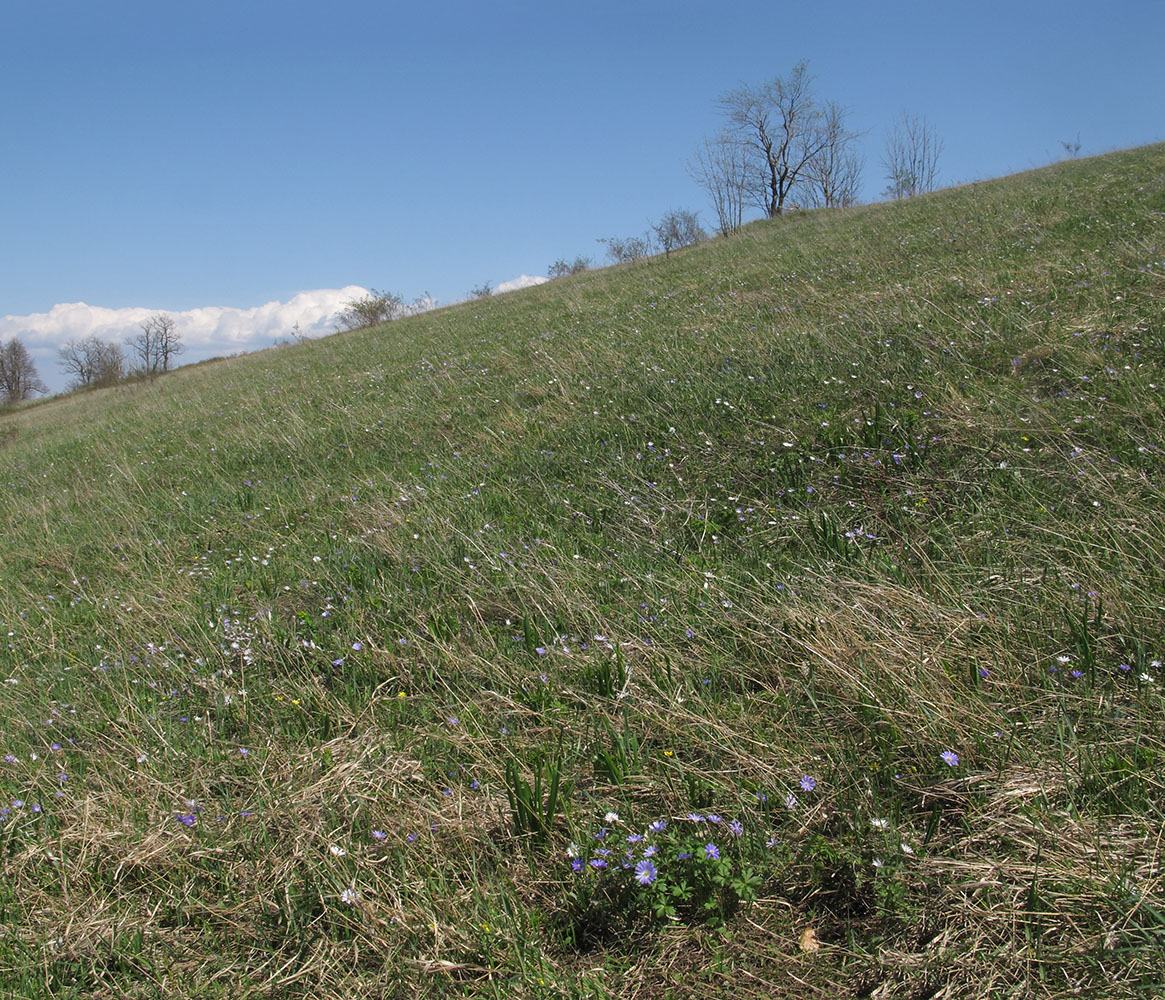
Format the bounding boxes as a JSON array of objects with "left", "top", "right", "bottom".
[
  {"left": 883, "top": 112, "right": 943, "bottom": 199},
  {"left": 688, "top": 135, "right": 752, "bottom": 235}
]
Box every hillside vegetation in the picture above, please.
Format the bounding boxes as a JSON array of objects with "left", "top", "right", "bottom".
[{"left": 1, "top": 146, "right": 1163, "bottom": 999}]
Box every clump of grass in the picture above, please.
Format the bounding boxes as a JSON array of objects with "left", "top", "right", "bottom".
[{"left": 505, "top": 751, "right": 570, "bottom": 843}]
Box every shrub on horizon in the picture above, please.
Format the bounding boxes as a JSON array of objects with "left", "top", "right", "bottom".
[
  {"left": 548, "top": 256, "right": 591, "bottom": 278},
  {"left": 651, "top": 209, "right": 707, "bottom": 256},
  {"left": 334, "top": 288, "right": 406, "bottom": 332}
]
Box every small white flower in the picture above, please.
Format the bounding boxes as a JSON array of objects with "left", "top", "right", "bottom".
[
  {"left": 329, "top": 845, "right": 346, "bottom": 857},
  {"left": 872, "top": 858, "right": 885, "bottom": 869},
  {"left": 566, "top": 842, "right": 580, "bottom": 858},
  {"left": 900, "top": 843, "right": 914, "bottom": 855},
  {"left": 603, "top": 812, "right": 620, "bottom": 824},
  {"left": 871, "top": 818, "right": 888, "bottom": 830},
  {"left": 340, "top": 887, "right": 359, "bottom": 905}
]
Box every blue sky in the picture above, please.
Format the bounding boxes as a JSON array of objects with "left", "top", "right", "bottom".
[{"left": 3, "top": 0, "right": 1163, "bottom": 391}]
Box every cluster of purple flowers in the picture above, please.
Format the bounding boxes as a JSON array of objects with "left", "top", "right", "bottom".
[
  {"left": 569, "top": 810, "right": 755, "bottom": 884},
  {"left": 0, "top": 799, "right": 43, "bottom": 819}
]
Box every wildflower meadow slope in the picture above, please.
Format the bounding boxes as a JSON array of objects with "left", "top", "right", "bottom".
[{"left": 1, "top": 144, "right": 1163, "bottom": 999}]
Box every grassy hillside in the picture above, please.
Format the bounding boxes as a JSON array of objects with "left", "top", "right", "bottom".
[{"left": 2, "top": 146, "right": 1163, "bottom": 999}]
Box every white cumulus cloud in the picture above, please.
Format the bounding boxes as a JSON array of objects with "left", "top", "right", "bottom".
[
  {"left": 493, "top": 274, "right": 548, "bottom": 294},
  {"left": 1, "top": 287, "right": 369, "bottom": 393}
]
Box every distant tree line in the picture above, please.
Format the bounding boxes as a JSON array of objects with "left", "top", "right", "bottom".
[
  {"left": 5, "top": 289, "right": 444, "bottom": 407},
  {"left": 0, "top": 312, "right": 188, "bottom": 407},
  {"left": 54, "top": 312, "right": 185, "bottom": 391},
  {"left": 546, "top": 61, "right": 944, "bottom": 274}
]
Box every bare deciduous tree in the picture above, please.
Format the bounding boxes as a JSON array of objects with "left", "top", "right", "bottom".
[
  {"left": 719, "top": 62, "right": 831, "bottom": 217},
  {"left": 883, "top": 112, "right": 943, "bottom": 200},
  {"left": 58, "top": 336, "right": 125, "bottom": 389},
  {"left": 801, "top": 101, "right": 864, "bottom": 209},
  {"left": 688, "top": 135, "right": 751, "bottom": 235},
  {"left": 131, "top": 313, "right": 183, "bottom": 374},
  {"left": 0, "top": 338, "right": 48, "bottom": 404}
]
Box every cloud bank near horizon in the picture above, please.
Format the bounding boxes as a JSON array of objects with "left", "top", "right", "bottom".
[
  {"left": 2, "top": 276, "right": 548, "bottom": 393},
  {"left": 2, "top": 287, "right": 371, "bottom": 392},
  {"left": 3, "top": 285, "right": 366, "bottom": 352}
]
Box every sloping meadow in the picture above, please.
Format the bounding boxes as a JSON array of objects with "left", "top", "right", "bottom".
[{"left": 1, "top": 146, "right": 1163, "bottom": 998}]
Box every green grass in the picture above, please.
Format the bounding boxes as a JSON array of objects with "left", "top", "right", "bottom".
[{"left": 2, "top": 145, "right": 1164, "bottom": 998}]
